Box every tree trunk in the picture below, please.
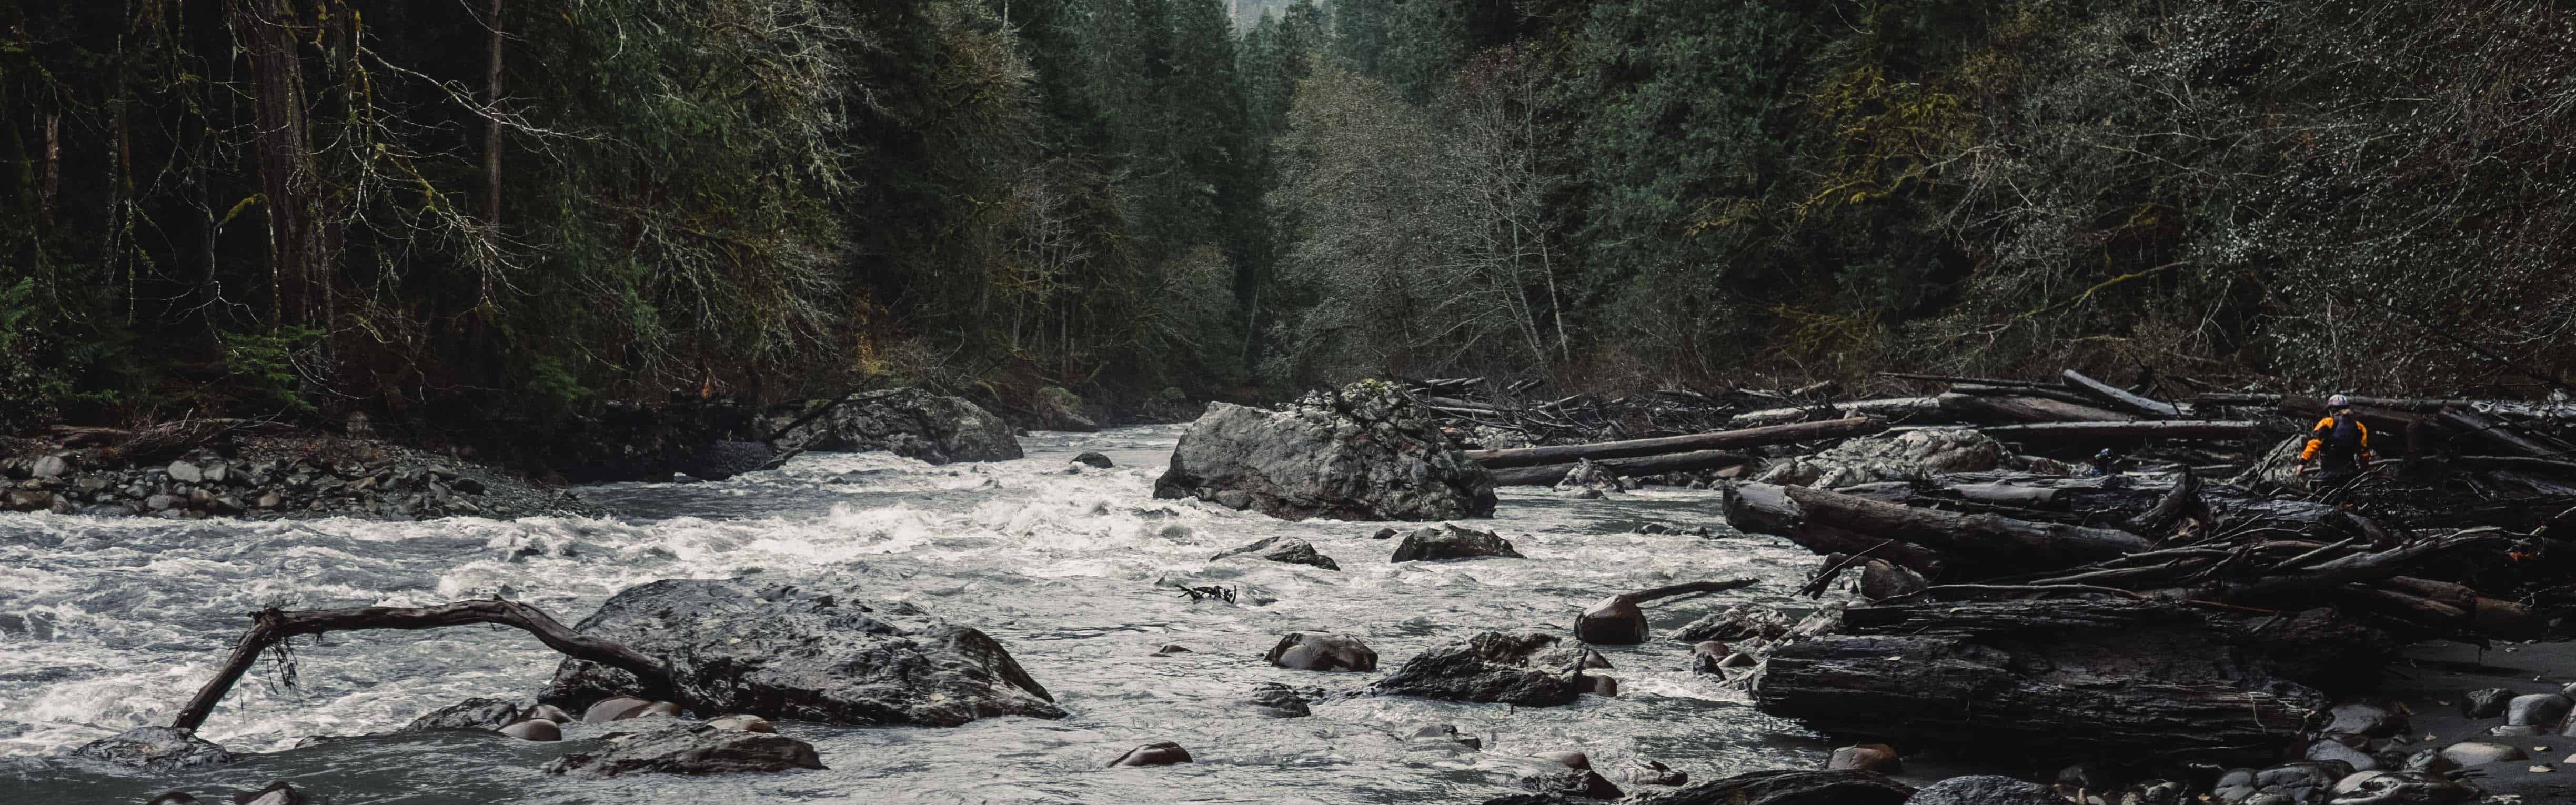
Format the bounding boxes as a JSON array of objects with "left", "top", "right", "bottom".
[
  {"left": 1935, "top": 393, "right": 2137, "bottom": 424},
  {"left": 1975, "top": 420, "right": 2260, "bottom": 443},
  {"left": 1464, "top": 416, "right": 1884, "bottom": 469},
  {"left": 170, "top": 599, "right": 673, "bottom": 733},
  {"left": 2061, "top": 369, "right": 2182, "bottom": 418},
  {"left": 229, "top": 0, "right": 332, "bottom": 330},
  {"left": 1487, "top": 449, "right": 1754, "bottom": 486},
  {"left": 1729, "top": 397, "right": 1944, "bottom": 429},
  {"left": 1724, "top": 481, "right": 2156, "bottom": 571}
]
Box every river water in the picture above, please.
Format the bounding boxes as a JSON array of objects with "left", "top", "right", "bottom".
[{"left": 3, "top": 426, "right": 1844, "bottom": 803}]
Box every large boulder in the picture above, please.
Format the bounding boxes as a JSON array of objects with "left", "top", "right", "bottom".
[
  {"left": 1153, "top": 382, "right": 1496, "bottom": 521},
  {"left": 1752, "top": 428, "right": 2009, "bottom": 488},
  {"left": 1390, "top": 524, "right": 1524, "bottom": 562},
  {"left": 67, "top": 726, "right": 237, "bottom": 771},
  {"left": 1373, "top": 632, "right": 1606, "bottom": 707},
  {"left": 770, "top": 388, "right": 1021, "bottom": 464},
  {"left": 1213, "top": 536, "right": 1341, "bottom": 570},
  {"left": 538, "top": 579, "right": 1062, "bottom": 726},
  {"left": 543, "top": 722, "right": 823, "bottom": 777}
]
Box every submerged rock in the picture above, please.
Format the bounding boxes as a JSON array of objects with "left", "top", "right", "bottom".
[
  {"left": 1212, "top": 536, "right": 1340, "bottom": 570},
  {"left": 544, "top": 722, "right": 823, "bottom": 777},
  {"left": 538, "top": 579, "right": 1063, "bottom": 726},
  {"left": 1265, "top": 632, "right": 1377, "bottom": 671},
  {"left": 1109, "top": 741, "right": 1193, "bottom": 767},
  {"left": 67, "top": 726, "right": 236, "bottom": 771},
  {"left": 1072, "top": 451, "right": 1114, "bottom": 469},
  {"left": 1390, "top": 524, "right": 1524, "bottom": 562},
  {"left": 1152, "top": 382, "right": 1497, "bottom": 521},
  {"left": 1245, "top": 683, "right": 1317, "bottom": 718},
  {"left": 769, "top": 388, "right": 1021, "bottom": 464},
  {"left": 1372, "top": 632, "right": 1606, "bottom": 707}
]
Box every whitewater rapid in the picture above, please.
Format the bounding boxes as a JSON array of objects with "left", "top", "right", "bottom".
[{"left": 4, "top": 426, "right": 1841, "bottom": 803}]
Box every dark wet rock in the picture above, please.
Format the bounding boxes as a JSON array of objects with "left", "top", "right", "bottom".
[
  {"left": 2436, "top": 741, "right": 2524, "bottom": 766},
  {"left": 1856, "top": 559, "right": 1927, "bottom": 602},
  {"left": 1688, "top": 641, "right": 1732, "bottom": 675},
  {"left": 29, "top": 454, "right": 69, "bottom": 479},
  {"left": 705, "top": 715, "right": 775, "bottom": 733},
  {"left": 401, "top": 697, "right": 524, "bottom": 732},
  {"left": 1627, "top": 769, "right": 1914, "bottom": 805},
  {"left": 544, "top": 722, "right": 823, "bottom": 777},
  {"left": 68, "top": 726, "right": 236, "bottom": 771},
  {"left": 2507, "top": 693, "right": 2571, "bottom": 727},
  {"left": 2326, "top": 699, "right": 2408, "bottom": 739},
  {"left": 582, "top": 697, "right": 654, "bottom": 723},
  {"left": 1072, "top": 452, "right": 1113, "bottom": 469},
  {"left": 1518, "top": 765, "right": 1623, "bottom": 800},
  {"left": 498, "top": 720, "right": 562, "bottom": 741},
  {"left": 1406, "top": 724, "right": 1482, "bottom": 752},
  {"left": 1390, "top": 524, "right": 1523, "bottom": 562},
  {"left": 1828, "top": 743, "right": 1901, "bottom": 774},
  {"left": 1265, "top": 631, "right": 1377, "bottom": 671},
  {"left": 2399, "top": 749, "right": 2459, "bottom": 776},
  {"left": 1153, "top": 643, "right": 1193, "bottom": 655},
  {"left": 167, "top": 460, "right": 204, "bottom": 484},
  {"left": 2117, "top": 779, "right": 2188, "bottom": 805},
  {"left": 1152, "top": 383, "right": 1496, "bottom": 521},
  {"left": 1904, "top": 774, "right": 2055, "bottom": 805},
  {"left": 539, "top": 579, "right": 1063, "bottom": 726},
  {"left": 1666, "top": 604, "right": 1797, "bottom": 643},
  {"left": 1212, "top": 536, "right": 1340, "bottom": 570},
  {"left": 1574, "top": 596, "right": 1646, "bottom": 644},
  {"left": 1617, "top": 758, "right": 1688, "bottom": 787},
  {"left": 2214, "top": 762, "right": 2349, "bottom": 804},
  {"left": 146, "top": 792, "right": 200, "bottom": 805},
  {"left": 1533, "top": 750, "right": 1591, "bottom": 770},
  {"left": 1371, "top": 527, "right": 1398, "bottom": 539},
  {"left": 769, "top": 388, "right": 1022, "bottom": 464},
  {"left": 1246, "top": 682, "right": 1317, "bottom": 718},
  {"left": 1109, "top": 741, "right": 1192, "bottom": 767},
  {"left": 680, "top": 440, "right": 772, "bottom": 482},
  {"left": 1372, "top": 632, "right": 1598, "bottom": 707},
  {"left": 525, "top": 703, "right": 573, "bottom": 723},
  {"left": 2331, "top": 771, "right": 2481, "bottom": 804},
  {"left": 2461, "top": 688, "right": 2513, "bottom": 719}
]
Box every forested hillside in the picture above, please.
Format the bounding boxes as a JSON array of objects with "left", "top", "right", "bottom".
[{"left": 6, "top": 1, "right": 2572, "bottom": 439}]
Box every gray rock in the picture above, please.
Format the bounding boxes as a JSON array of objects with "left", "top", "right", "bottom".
[
  {"left": 2506, "top": 692, "right": 2571, "bottom": 726},
  {"left": 705, "top": 714, "right": 774, "bottom": 732},
  {"left": 1406, "top": 724, "right": 1482, "bottom": 752},
  {"left": 1573, "top": 595, "right": 1646, "bottom": 644},
  {"left": 1518, "top": 764, "right": 1623, "bottom": 800},
  {"left": 1688, "top": 641, "right": 1732, "bottom": 675},
  {"left": 1037, "top": 387, "right": 1101, "bottom": 432},
  {"left": 769, "top": 388, "right": 1022, "bottom": 464},
  {"left": 498, "top": 720, "right": 562, "bottom": 741},
  {"left": 1265, "top": 632, "right": 1377, "bottom": 671},
  {"left": 2461, "top": 687, "right": 2512, "bottom": 718},
  {"left": 1072, "top": 452, "right": 1113, "bottom": 469},
  {"left": 1828, "top": 743, "right": 1901, "bottom": 774},
  {"left": 2399, "top": 749, "right": 2459, "bottom": 776},
  {"left": 581, "top": 696, "right": 653, "bottom": 723},
  {"left": 1152, "top": 383, "right": 1496, "bottom": 521},
  {"left": 145, "top": 494, "right": 180, "bottom": 511},
  {"left": 2305, "top": 738, "right": 2379, "bottom": 771},
  {"left": 1212, "top": 536, "right": 1340, "bottom": 570},
  {"left": 1245, "top": 683, "right": 1315, "bottom": 718},
  {"left": 1371, "top": 527, "right": 1398, "bottom": 539},
  {"left": 233, "top": 782, "right": 314, "bottom": 805},
  {"left": 1109, "top": 741, "right": 1191, "bottom": 767},
  {"left": 1631, "top": 769, "right": 1913, "bottom": 805},
  {"left": 543, "top": 722, "right": 822, "bottom": 776},
  {"left": 1904, "top": 774, "right": 2055, "bottom": 805},
  {"left": 201, "top": 462, "right": 228, "bottom": 485},
  {"left": 401, "top": 697, "right": 523, "bottom": 732},
  {"left": 2330, "top": 771, "right": 2480, "bottom": 804},
  {"left": 1666, "top": 604, "right": 1798, "bottom": 643},
  {"left": 166, "top": 461, "right": 203, "bottom": 484},
  {"left": 67, "top": 726, "right": 236, "bottom": 770},
  {"left": 1390, "top": 524, "right": 1523, "bottom": 562},
  {"left": 29, "top": 455, "right": 68, "bottom": 479},
  {"left": 2436, "top": 740, "right": 2525, "bottom": 766},
  {"left": 538, "top": 579, "right": 1062, "bottom": 726},
  {"left": 4, "top": 490, "right": 53, "bottom": 511},
  {"left": 1371, "top": 632, "right": 1597, "bottom": 707},
  {"left": 2326, "top": 699, "right": 2408, "bottom": 738}
]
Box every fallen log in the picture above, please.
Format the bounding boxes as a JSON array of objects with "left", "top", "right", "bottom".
[
  {"left": 1752, "top": 599, "right": 2347, "bottom": 761},
  {"left": 1464, "top": 417, "right": 1885, "bottom": 469},
  {"left": 1573, "top": 578, "right": 1761, "bottom": 644},
  {"left": 1724, "top": 481, "right": 2156, "bottom": 570},
  {"left": 1936, "top": 393, "right": 2137, "bottom": 425},
  {"left": 1949, "top": 382, "right": 2104, "bottom": 408},
  {"left": 170, "top": 599, "right": 673, "bottom": 733},
  {"left": 2439, "top": 410, "right": 2569, "bottom": 458},
  {"left": 1488, "top": 449, "right": 1754, "bottom": 486},
  {"left": 1728, "top": 397, "right": 1943, "bottom": 429},
  {"left": 2061, "top": 369, "right": 2183, "bottom": 418},
  {"left": 1976, "top": 420, "right": 2260, "bottom": 443},
  {"left": 2118, "top": 469, "right": 2201, "bottom": 536}
]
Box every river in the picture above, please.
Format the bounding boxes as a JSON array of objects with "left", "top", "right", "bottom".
[{"left": 3, "top": 425, "right": 1845, "bottom": 803}]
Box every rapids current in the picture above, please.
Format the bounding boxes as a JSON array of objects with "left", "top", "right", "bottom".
[{"left": 3, "top": 426, "right": 1844, "bottom": 803}]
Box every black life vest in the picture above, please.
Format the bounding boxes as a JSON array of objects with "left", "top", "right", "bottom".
[{"left": 2319, "top": 415, "right": 2363, "bottom": 463}]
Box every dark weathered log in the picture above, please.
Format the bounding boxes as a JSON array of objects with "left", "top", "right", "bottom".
[
  {"left": 2118, "top": 470, "right": 2201, "bottom": 536},
  {"left": 1488, "top": 449, "right": 1754, "bottom": 486},
  {"left": 1875, "top": 371, "right": 2047, "bottom": 387},
  {"left": 2062, "top": 369, "right": 2183, "bottom": 418},
  {"left": 1935, "top": 393, "right": 2137, "bottom": 425},
  {"left": 1729, "top": 397, "right": 1943, "bottom": 429},
  {"left": 1726, "top": 482, "right": 2156, "bottom": 569},
  {"left": 1978, "top": 420, "right": 2259, "bottom": 443},
  {"left": 2198, "top": 528, "right": 2511, "bottom": 606},
  {"left": 1725, "top": 484, "right": 1950, "bottom": 576},
  {"left": 1951, "top": 382, "right": 2104, "bottom": 408},
  {"left": 2439, "top": 410, "right": 2569, "bottom": 458},
  {"left": 170, "top": 599, "right": 672, "bottom": 733},
  {"left": 2454, "top": 455, "right": 2576, "bottom": 475},
  {"left": 1465, "top": 417, "right": 1885, "bottom": 469},
  {"left": 1752, "top": 599, "right": 2336, "bottom": 761}
]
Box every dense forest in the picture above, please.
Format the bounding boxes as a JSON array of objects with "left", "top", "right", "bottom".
[{"left": 6, "top": 1, "right": 2572, "bottom": 440}]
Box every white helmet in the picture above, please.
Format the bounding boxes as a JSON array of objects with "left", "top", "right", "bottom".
[{"left": 2326, "top": 394, "right": 2350, "bottom": 408}]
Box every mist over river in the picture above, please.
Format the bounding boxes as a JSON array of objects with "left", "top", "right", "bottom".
[{"left": 3, "top": 426, "right": 1849, "bottom": 803}]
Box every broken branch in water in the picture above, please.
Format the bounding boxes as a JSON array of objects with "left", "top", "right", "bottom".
[{"left": 169, "top": 598, "right": 673, "bottom": 733}]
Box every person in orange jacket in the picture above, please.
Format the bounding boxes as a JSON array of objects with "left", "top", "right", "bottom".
[{"left": 2296, "top": 394, "right": 2375, "bottom": 484}]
